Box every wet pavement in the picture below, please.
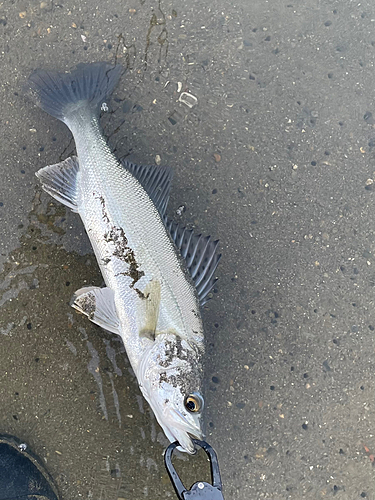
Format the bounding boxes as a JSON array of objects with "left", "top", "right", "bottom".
[{"left": 1, "top": 0, "right": 375, "bottom": 498}]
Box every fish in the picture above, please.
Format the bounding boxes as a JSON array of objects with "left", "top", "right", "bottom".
[{"left": 26, "top": 62, "right": 220, "bottom": 454}]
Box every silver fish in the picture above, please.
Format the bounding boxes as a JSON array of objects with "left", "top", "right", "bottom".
[{"left": 26, "top": 62, "right": 220, "bottom": 453}]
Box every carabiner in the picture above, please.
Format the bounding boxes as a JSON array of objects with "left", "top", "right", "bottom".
[{"left": 164, "top": 439, "right": 225, "bottom": 499}]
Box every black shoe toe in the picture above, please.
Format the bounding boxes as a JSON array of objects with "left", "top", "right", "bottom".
[{"left": 0, "top": 434, "right": 60, "bottom": 500}]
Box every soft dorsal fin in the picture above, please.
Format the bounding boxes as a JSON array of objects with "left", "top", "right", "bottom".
[
  {"left": 165, "top": 218, "right": 221, "bottom": 306},
  {"left": 121, "top": 160, "right": 172, "bottom": 217}
]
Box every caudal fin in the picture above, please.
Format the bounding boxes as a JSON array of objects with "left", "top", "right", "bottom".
[{"left": 26, "top": 62, "right": 122, "bottom": 126}]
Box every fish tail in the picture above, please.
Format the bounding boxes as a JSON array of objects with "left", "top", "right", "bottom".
[{"left": 25, "top": 61, "right": 122, "bottom": 127}]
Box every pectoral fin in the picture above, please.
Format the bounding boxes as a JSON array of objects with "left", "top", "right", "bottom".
[
  {"left": 138, "top": 280, "right": 161, "bottom": 341},
  {"left": 71, "top": 286, "right": 120, "bottom": 334}
]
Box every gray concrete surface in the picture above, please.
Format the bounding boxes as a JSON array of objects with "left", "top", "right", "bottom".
[{"left": 0, "top": 0, "right": 374, "bottom": 498}]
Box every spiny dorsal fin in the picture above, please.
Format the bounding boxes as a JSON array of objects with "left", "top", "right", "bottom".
[
  {"left": 165, "top": 218, "right": 221, "bottom": 306},
  {"left": 121, "top": 160, "right": 172, "bottom": 217}
]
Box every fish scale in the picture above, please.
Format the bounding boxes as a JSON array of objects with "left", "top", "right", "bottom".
[
  {"left": 26, "top": 61, "right": 220, "bottom": 454},
  {"left": 65, "top": 108, "right": 202, "bottom": 345},
  {"left": 76, "top": 134, "right": 203, "bottom": 344}
]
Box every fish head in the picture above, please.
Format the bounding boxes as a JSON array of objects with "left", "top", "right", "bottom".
[{"left": 138, "top": 334, "right": 204, "bottom": 454}]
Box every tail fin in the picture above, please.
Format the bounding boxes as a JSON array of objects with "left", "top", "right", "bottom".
[{"left": 26, "top": 62, "right": 122, "bottom": 126}]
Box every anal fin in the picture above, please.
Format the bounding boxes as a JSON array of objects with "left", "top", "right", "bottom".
[
  {"left": 36, "top": 156, "right": 80, "bottom": 212},
  {"left": 71, "top": 286, "right": 120, "bottom": 334}
]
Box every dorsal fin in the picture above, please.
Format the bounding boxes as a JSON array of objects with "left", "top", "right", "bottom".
[
  {"left": 121, "top": 160, "right": 172, "bottom": 217},
  {"left": 165, "top": 218, "right": 221, "bottom": 306}
]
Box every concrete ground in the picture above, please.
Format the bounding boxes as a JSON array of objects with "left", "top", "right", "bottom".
[{"left": 0, "top": 0, "right": 374, "bottom": 498}]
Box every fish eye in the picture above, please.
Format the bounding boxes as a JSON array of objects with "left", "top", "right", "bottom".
[{"left": 184, "top": 393, "right": 203, "bottom": 413}]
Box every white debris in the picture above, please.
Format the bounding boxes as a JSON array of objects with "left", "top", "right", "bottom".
[
  {"left": 178, "top": 92, "right": 198, "bottom": 108},
  {"left": 0, "top": 322, "right": 14, "bottom": 336}
]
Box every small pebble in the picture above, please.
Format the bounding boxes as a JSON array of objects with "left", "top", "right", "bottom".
[
  {"left": 365, "top": 179, "right": 373, "bottom": 186},
  {"left": 19, "top": 11, "right": 27, "bottom": 18},
  {"left": 176, "top": 205, "right": 185, "bottom": 216},
  {"left": 155, "top": 154, "right": 161, "bottom": 165}
]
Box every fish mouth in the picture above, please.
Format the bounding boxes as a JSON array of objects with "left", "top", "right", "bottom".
[
  {"left": 140, "top": 384, "right": 203, "bottom": 453},
  {"left": 163, "top": 409, "right": 203, "bottom": 454}
]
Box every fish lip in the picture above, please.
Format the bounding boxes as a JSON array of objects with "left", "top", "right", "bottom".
[
  {"left": 167, "top": 408, "right": 203, "bottom": 454},
  {"left": 168, "top": 428, "right": 201, "bottom": 454},
  {"left": 171, "top": 408, "right": 202, "bottom": 435}
]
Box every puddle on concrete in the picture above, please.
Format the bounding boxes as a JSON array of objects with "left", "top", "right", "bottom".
[{"left": 0, "top": 190, "right": 211, "bottom": 498}]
